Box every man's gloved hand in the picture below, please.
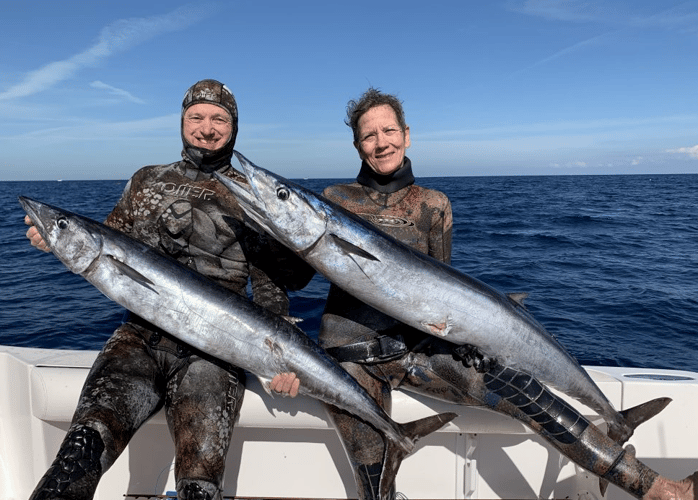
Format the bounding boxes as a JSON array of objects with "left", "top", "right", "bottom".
[{"left": 453, "top": 344, "right": 497, "bottom": 373}]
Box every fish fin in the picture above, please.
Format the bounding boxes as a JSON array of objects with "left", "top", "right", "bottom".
[
  {"left": 507, "top": 292, "right": 529, "bottom": 307},
  {"left": 282, "top": 315, "right": 304, "bottom": 325},
  {"left": 257, "top": 376, "right": 274, "bottom": 396},
  {"left": 379, "top": 412, "right": 457, "bottom": 500},
  {"left": 107, "top": 256, "right": 158, "bottom": 294},
  {"left": 620, "top": 397, "right": 672, "bottom": 429},
  {"left": 329, "top": 233, "right": 380, "bottom": 262},
  {"left": 608, "top": 397, "right": 672, "bottom": 445},
  {"left": 599, "top": 477, "right": 609, "bottom": 496}
]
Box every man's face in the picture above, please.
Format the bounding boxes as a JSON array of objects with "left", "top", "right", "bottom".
[
  {"left": 183, "top": 103, "right": 232, "bottom": 151},
  {"left": 355, "top": 104, "right": 410, "bottom": 176}
]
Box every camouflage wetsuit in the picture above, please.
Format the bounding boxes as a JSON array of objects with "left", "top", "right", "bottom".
[
  {"left": 29, "top": 81, "right": 313, "bottom": 500},
  {"left": 319, "top": 158, "right": 660, "bottom": 500}
]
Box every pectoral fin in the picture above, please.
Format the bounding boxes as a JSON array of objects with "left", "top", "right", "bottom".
[
  {"left": 329, "top": 233, "right": 380, "bottom": 261},
  {"left": 107, "top": 256, "right": 158, "bottom": 294}
]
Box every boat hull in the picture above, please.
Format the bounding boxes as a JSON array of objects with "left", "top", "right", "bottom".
[{"left": 2, "top": 344, "right": 697, "bottom": 500}]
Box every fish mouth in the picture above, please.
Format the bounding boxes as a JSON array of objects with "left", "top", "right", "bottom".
[
  {"left": 19, "top": 196, "right": 39, "bottom": 221},
  {"left": 18, "top": 196, "right": 51, "bottom": 244},
  {"left": 229, "top": 154, "right": 263, "bottom": 208},
  {"left": 214, "top": 152, "right": 274, "bottom": 235},
  {"left": 219, "top": 171, "right": 258, "bottom": 210}
]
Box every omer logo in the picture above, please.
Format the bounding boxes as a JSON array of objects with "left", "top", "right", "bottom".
[
  {"left": 360, "top": 213, "right": 414, "bottom": 228},
  {"left": 163, "top": 182, "right": 215, "bottom": 200}
]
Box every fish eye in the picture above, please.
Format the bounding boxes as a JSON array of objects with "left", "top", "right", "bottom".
[
  {"left": 276, "top": 187, "right": 290, "bottom": 201},
  {"left": 57, "top": 218, "right": 69, "bottom": 229}
]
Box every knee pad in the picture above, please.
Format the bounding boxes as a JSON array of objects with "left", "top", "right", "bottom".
[
  {"left": 30, "top": 424, "right": 105, "bottom": 500},
  {"left": 177, "top": 478, "right": 220, "bottom": 500},
  {"left": 484, "top": 364, "right": 589, "bottom": 444}
]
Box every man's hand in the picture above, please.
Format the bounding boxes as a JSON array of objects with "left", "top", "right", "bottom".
[
  {"left": 270, "top": 372, "right": 300, "bottom": 398},
  {"left": 453, "top": 343, "right": 497, "bottom": 373},
  {"left": 25, "top": 216, "right": 50, "bottom": 252}
]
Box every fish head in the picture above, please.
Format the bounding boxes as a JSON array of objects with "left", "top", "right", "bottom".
[
  {"left": 215, "top": 151, "right": 328, "bottom": 253},
  {"left": 19, "top": 196, "right": 102, "bottom": 275}
]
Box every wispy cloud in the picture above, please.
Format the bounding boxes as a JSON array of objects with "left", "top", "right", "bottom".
[
  {"left": 420, "top": 114, "right": 698, "bottom": 139},
  {"left": 0, "top": 3, "right": 216, "bottom": 101},
  {"left": 634, "top": 2, "right": 698, "bottom": 33},
  {"left": 667, "top": 145, "right": 698, "bottom": 159},
  {"left": 509, "top": 0, "right": 698, "bottom": 31},
  {"left": 508, "top": 32, "right": 611, "bottom": 77},
  {"left": 505, "top": 1, "right": 698, "bottom": 77},
  {"left": 508, "top": 0, "right": 613, "bottom": 23},
  {"left": 0, "top": 114, "right": 179, "bottom": 143},
  {"left": 549, "top": 160, "right": 589, "bottom": 170},
  {"left": 90, "top": 81, "right": 145, "bottom": 104}
]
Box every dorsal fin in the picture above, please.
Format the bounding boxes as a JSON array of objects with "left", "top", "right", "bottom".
[{"left": 507, "top": 292, "right": 529, "bottom": 307}]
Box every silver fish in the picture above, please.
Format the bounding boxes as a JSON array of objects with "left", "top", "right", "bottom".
[
  {"left": 19, "top": 196, "right": 456, "bottom": 500},
  {"left": 215, "top": 151, "right": 669, "bottom": 445}
]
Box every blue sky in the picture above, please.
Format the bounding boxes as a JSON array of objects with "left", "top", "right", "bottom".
[{"left": 1, "top": 0, "right": 697, "bottom": 180}]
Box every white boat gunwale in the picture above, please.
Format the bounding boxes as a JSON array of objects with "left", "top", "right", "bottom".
[{"left": 2, "top": 344, "right": 697, "bottom": 500}]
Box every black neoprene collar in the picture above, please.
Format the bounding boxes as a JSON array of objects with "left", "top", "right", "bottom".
[{"left": 356, "top": 157, "right": 415, "bottom": 194}]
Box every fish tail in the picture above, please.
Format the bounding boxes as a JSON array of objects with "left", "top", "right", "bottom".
[
  {"left": 608, "top": 397, "right": 672, "bottom": 445},
  {"left": 620, "top": 397, "right": 672, "bottom": 434},
  {"left": 378, "top": 412, "right": 457, "bottom": 499}
]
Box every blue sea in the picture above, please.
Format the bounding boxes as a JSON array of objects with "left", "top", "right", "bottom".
[{"left": 2, "top": 175, "right": 697, "bottom": 372}]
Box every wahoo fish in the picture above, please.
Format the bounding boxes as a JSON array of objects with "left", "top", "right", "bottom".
[
  {"left": 19, "top": 196, "right": 456, "bottom": 500},
  {"left": 215, "top": 151, "right": 669, "bottom": 445}
]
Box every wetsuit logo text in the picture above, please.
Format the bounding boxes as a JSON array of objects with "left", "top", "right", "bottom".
[{"left": 163, "top": 183, "right": 215, "bottom": 200}]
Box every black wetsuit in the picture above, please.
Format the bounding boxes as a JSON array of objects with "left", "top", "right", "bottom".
[
  {"left": 29, "top": 152, "right": 313, "bottom": 500},
  {"left": 319, "top": 158, "right": 658, "bottom": 500}
]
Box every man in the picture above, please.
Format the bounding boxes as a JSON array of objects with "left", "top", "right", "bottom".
[
  {"left": 25, "top": 79, "right": 310, "bottom": 500},
  {"left": 315, "top": 87, "right": 697, "bottom": 500}
]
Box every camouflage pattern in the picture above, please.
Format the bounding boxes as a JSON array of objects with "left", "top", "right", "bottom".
[
  {"left": 318, "top": 161, "right": 658, "bottom": 500},
  {"left": 319, "top": 162, "right": 452, "bottom": 352},
  {"left": 105, "top": 158, "right": 311, "bottom": 313},
  {"left": 29, "top": 81, "right": 312, "bottom": 499},
  {"left": 318, "top": 162, "right": 453, "bottom": 500}
]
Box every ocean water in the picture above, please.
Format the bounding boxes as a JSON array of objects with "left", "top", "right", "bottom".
[{"left": 1, "top": 174, "right": 697, "bottom": 372}]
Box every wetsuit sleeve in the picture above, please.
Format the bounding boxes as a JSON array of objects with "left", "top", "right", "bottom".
[
  {"left": 104, "top": 177, "right": 136, "bottom": 232},
  {"left": 249, "top": 265, "right": 290, "bottom": 316},
  {"left": 245, "top": 232, "right": 315, "bottom": 316},
  {"left": 430, "top": 195, "right": 453, "bottom": 265}
]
